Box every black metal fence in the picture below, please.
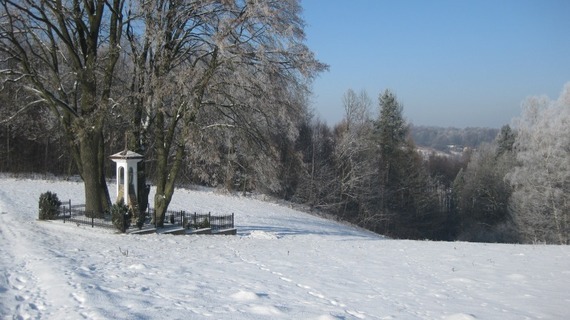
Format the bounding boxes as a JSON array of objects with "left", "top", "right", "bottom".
[
  {"left": 59, "top": 201, "right": 116, "bottom": 229},
  {"left": 57, "top": 200, "right": 234, "bottom": 232},
  {"left": 159, "top": 209, "right": 235, "bottom": 231}
]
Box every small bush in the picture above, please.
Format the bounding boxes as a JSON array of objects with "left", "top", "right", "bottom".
[
  {"left": 38, "top": 191, "right": 62, "bottom": 220},
  {"left": 111, "top": 200, "right": 132, "bottom": 233},
  {"left": 195, "top": 218, "right": 210, "bottom": 229}
]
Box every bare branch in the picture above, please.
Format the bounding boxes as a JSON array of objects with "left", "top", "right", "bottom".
[{"left": 0, "top": 98, "right": 45, "bottom": 124}]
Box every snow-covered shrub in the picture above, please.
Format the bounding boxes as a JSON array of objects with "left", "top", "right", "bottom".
[
  {"left": 111, "top": 200, "right": 131, "bottom": 233},
  {"left": 38, "top": 191, "right": 62, "bottom": 220}
]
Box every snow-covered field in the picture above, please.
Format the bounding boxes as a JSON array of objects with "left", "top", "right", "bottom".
[{"left": 1, "top": 178, "right": 569, "bottom": 320}]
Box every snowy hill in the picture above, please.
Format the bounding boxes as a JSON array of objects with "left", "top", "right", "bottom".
[{"left": 1, "top": 178, "right": 569, "bottom": 319}]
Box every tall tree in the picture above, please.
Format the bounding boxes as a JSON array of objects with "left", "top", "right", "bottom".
[
  {"left": 372, "top": 89, "right": 438, "bottom": 238},
  {"left": 0, "top": 0, "right": 125, "bottom": 214},
  {"left": 374, "top": 89, "right": 409, "bottom": 212},
  {"left": 333, "top": 89, "right": 375, "bottom": 221},
  {"left": 507, "top": 83, "right": 570, "bottom": 244},
  {"left": 125, "top": 0, "right": 326, "bottom": 226}
]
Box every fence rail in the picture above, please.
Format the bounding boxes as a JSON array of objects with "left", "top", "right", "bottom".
[
  {"left": 58, "top": 203, "right": 116, "bottom": 229},
  {"left": 161, "top": 209, "right": 235, "bottom": 231},
  {"left": 62, "top": 214, "right": 116, "bottom": 229},
  {"left": 57, "top": 201, "right": 234, "bottom": 232}
]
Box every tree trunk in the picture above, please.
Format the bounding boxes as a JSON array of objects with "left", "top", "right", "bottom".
[
  {"left": 79, "top": 126, "right": 110, "bottom": 217},
  {"left": 153, "top": 142, "right": 185, "bottom": 227}
]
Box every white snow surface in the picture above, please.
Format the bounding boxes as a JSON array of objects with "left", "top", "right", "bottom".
[{"left": 1, "top": 178, "right": 569, "bottom": 320}]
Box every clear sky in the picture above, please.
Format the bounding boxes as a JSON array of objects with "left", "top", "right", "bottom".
[{"left": 301, "top": 0, "right": 570, "bottom": 128}]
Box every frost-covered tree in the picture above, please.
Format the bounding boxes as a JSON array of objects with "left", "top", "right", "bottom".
[
  {"left": 333, "top": 89, "right": 375, "bottom": 219},
  {"left": 1, "top": 0, "right": 325, "bottom": 224},
  {"left": 507, "top": 83, "right": 570, "bottom": 244},
  {"left": 124, "top": 0, "right": 326, "bottom": 226}
]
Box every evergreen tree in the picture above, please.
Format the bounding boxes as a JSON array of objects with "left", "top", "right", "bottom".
[
  {"left": 373, "top": 90, "right": 411, "bottom": 212},
  {"left": 496, "top": 124, "right": 516, "bottom": 156},
  {"left": 371, "top": 89, "right": 439, "bottom": 238},
  {"left": 376, "top": 90, "right": 408, "bottom": 161}
]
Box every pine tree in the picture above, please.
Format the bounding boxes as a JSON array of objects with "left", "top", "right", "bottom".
[
  {"left": 376, "top": 90, "right": 408, "bottom": 161},
  {"left": 496, "top": 124, "right": 516, "bottom": 156},
  {"left": 371, "top": 90, "right": 438, "bottom": 238}
]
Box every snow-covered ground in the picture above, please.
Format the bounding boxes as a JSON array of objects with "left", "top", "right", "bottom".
[{"left": 1, "top": 178, "right": 569, "bottom": 320}]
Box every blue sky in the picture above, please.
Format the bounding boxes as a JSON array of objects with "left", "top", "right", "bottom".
[{"left": 301, "top": 0, "right": 570, "bottom": 128}]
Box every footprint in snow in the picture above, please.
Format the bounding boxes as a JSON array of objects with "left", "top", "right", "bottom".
[
  {"left": 444, "top": 313, "right": 477, "bottom": 320},
  {"left": 71, "top": 292, "right": 85, "bottom": 303},
  {"left": 9, "top": 276, "right": 26, "bottom": 290},
  {"left": 15, "top": 294, "right": 28, "bottom": 301},
  {"left": 28, "top": 302, "right": 45, "bottom": 311},
  {"left": 345, "top": 309, "right": 366, "bottom": 319}
]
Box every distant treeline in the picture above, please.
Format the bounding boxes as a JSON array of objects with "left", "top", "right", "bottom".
[
  {"left": 1, "top": 86, "right": 568, "bottom": 244},
  {"left": 410, "top": 125, "right": 499, "bottom": 150}
]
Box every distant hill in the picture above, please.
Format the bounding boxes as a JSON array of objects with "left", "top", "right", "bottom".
[{"left": 410, "top": 125, "right": 499, "bottom": 151}]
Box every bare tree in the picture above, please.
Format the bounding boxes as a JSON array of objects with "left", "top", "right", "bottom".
[
  {"left": 333, "top": 89, "right": 376, "bottom": 221},
  {"left": 0, "top": 0, "right": 126, "bottom": 214},
  {"left": 342, "top": 89, "right": 371, "bottom": 130}
]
